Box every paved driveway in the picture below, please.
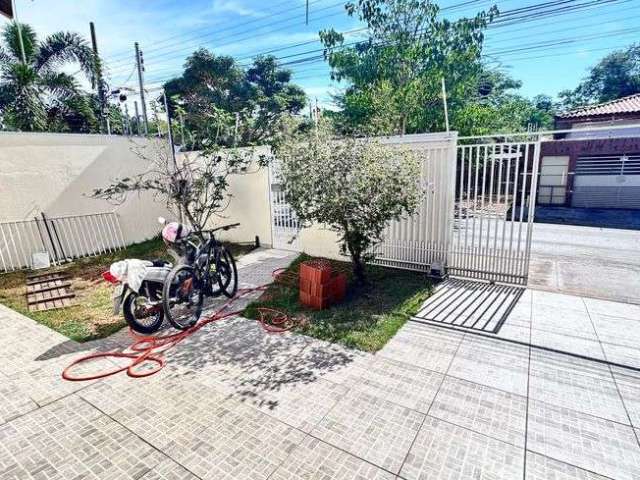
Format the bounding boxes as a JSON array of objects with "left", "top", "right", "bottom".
[
  {"left": 2, "top": 249, "right": 640, "bottom": 479},
  {"left": 529, "top": 222, "right": 640, "bottom": 304}
]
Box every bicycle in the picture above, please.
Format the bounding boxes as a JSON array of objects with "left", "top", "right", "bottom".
[{"left": 162, "top": 223, "right": 240, "bottom": 330}]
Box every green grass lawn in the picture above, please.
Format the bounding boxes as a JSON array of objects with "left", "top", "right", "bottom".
[
  {"left": 0, "top": 237, "right": 255, "bottom": 342},
  {"left": 244, "top": 254, "right": 433, "bottom": 352}
]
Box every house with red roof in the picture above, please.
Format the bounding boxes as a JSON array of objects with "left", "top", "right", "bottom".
[{"left": 537, "top": 94, "right": 640, "bottom": 209}]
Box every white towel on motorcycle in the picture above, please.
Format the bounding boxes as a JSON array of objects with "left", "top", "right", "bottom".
[{"left": 109, "top": 259, "right": 154, "bottom": 293}]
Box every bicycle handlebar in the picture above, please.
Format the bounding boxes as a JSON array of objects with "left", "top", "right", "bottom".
[{"left": 194, "top": 223, "right": 240, "bottom": 235}]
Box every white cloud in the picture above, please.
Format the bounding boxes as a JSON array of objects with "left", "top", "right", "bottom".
[{"left": 211, "top": 0, "right": 262, "bottom": 18}]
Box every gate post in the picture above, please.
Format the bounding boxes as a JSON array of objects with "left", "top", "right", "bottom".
[{"left": 442, "top": 132, "right": 459, "bottom": 274}]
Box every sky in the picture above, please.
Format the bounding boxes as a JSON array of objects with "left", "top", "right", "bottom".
[{"left": 7, "top": 0, "right": 640, "bottom": 112}]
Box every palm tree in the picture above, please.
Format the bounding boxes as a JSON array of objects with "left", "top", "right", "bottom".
[{"left": 0, "top": 22, "right": 97, "bottom": 131}]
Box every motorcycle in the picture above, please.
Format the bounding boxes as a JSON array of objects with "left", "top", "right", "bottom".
[{"left": 102, "top": 258, "right": 172, "bottom": 334}]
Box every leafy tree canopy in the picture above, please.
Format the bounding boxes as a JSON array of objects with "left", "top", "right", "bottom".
[
  {"left": 275, "top": 120, "right": 422, "bottom": 282},
  {"left": 319, "top": 0, "right": 498, "bottom": 135},
  {"left": 163, "top": 49, "right": 306, "bottom": 148},
  {"left": 0, "top": 22, "right": 99, "bottom": 132},
  {"left": 558, "top": 43, "right": 640, "bottom": 110}
]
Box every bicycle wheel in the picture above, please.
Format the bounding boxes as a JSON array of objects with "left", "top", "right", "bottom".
[
  {"left": 218, "top": 247, "right": 238, "bottom": 298},
  {"left": 162, "top": 265, "right": 204, "bottom": 330}
]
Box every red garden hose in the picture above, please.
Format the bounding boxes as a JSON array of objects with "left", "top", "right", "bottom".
[{"left": 62, "top": 269, "right": 299, "bottom": 382}]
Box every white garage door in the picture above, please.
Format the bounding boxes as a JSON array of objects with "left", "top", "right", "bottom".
[{"left": 572, "top": 154, "right": 640, "bottom": 209}]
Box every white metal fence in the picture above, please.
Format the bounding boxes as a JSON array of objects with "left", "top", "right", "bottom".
[{"left": 0, "top": 212, "right": 126, "bottom": 272}]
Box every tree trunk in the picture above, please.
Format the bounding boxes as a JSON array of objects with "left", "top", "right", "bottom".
[{"left": 349, "top": 247, "right": 366, "bottom": 284}]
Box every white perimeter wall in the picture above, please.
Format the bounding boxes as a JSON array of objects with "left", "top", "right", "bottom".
[
  {"left": 0, "top": 132, "right": 356, "bottom": 258},
  {"left": 0, "top": 133, "right": 171, "bottom": 245}
]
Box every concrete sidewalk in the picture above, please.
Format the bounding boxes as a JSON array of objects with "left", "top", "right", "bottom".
[{"left": 1, "top": 249, "right": 640, "bottom": 479}]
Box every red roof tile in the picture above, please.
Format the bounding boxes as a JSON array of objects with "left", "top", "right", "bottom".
[{"left": 557, "top": 93, "right": 640, "bottom": 119}]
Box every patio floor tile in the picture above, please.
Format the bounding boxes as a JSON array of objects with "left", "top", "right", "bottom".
[
  {"left": 270, "top": 435, "right": 395, "bottom": 480},
  {"left": 528, "top": 350, "right": 629, "bottom": 424},
  {"left": 0, "top": 374, "right": 38, "bottom": 425},
  {"left": 532, "top": 290, "right": 588, "bottom": 311},
  {"left": 311, "top": 390, "right": 424, "bottom": 473},
  {"left": 0, "top": 395, "right": 168, "bottom": 480},
  {"left": 236, "top": 377, "right": 349, "bottom": 433},
  {"left": 525, "top": 451, "right": 611, "bottom": 479},
  {"left": 527, "top": 399, "right": 640, "bottom": 479},
  {"left": 164, "top": 399, "right": 305, "bottom": 480},
  {"left": 400, "top": 416, "right": 524, "bottom": 480},
  {"left": 531, "top": 303, "right": 598, "bottom": 336},
  {"left": 378, "top": 323, "right": 464, "bottom": 373},
  {"left": 346, "top": 355, "right": 444, "bottom": 413},
  {"left": 447, "top": 335, "right": 529, "bottom": 396},
  {"left": 601, "top": 343, "right": 640, "bottom": 369},
  {"left": 140, "top": 458, "right": 200, "bottom": 480},
  {"left": 583, "top": 298, "right": 640, "bottom": 320},
  {"left": 429, "top": 376, "right": 527, "bottom": 447},
  {"left": 107, "top": 378, "right": 231, "bottom": 451},
  {"left": 591, "top": 313, "right": 640, "bottom": 349},
  {"left": 529, "top": 329, "right": 605, "bottom": 360},
  {"left": 611, "top": 368, "right": 640, "bottom": 428}
]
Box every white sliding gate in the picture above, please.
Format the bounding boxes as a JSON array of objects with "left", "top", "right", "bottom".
[{"left": 449, "top": 141, "right": 540, "bottom": 285}]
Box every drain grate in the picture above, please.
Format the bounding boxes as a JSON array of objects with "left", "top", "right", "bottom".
[{"left": 413, "top": 278, "right": 524, "bottom": 333}]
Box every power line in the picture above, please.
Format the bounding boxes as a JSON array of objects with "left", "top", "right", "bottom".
[
  {"left": 110, "top": 0, "right": 628, "bottom": 81},
  {"left": 105, "top": 0, "right": 347, "bottom": 69},
  {"left": 103, "top": 0, "right": 332, "bottom": 63},
  {"left": 104, "top": 0, "right": 509, "bottom": 74},
  {"left": 140, "top": 7, "right": 637, "bottom": 85},
  {"left": 118, "top": 0, "right": 637, "bottom": 92}
]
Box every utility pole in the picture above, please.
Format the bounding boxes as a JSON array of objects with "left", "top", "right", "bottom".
[
  {"left": 133, "top": 101, "right": 140, "bottom": 135},
  {"left": 89, "top": 22, "right": 107, "bottom": 133},
  {"left": 234, "top": 112, "right": 239, "bottom": 146},
  {"left": 135, "top": 42, "right": 149, "bottom": 135},
  {"left": 11, "top": 0, "right": 26, "bottom": 64},
  {"left": 124, "top": 103, "right": 131, "bottom": 135},
  {"left": 120, "top": 106, "right": 126, "bottom": 135},
  {"left": 162, "top": 89, "right": 178, "bottom": 170},
  {"left": 441, "top": 77, "right": 450, "bottom": 132}
]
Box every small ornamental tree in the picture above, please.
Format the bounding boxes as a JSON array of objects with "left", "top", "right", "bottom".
[
  {"left": 276, "top": 122, "right": 422, "bottom": 283},
  {"left": 92, "top": 139, "right": 256, "bottom": 232}
]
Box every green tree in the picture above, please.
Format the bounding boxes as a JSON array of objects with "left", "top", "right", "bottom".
[
  {"left": 163, "top": 50, "right": 306, "bottom": 147},
  {"left": 452, "top": 72, "right": 555, "bottom": 135},
  {"left": 276, "top": 121, "right": 421, "bottom": 282},
  {"left": 320, "top": 0, "right": 498, "bottom": 135},
  {"left": 241, "top": 55, "right": 306, "bottom": 144},
  {"left": 0, "top": 22, "right": 98, "bottom": 131},
  {"left": 559, "top": 44, "right": 640, "bottom": 109}
]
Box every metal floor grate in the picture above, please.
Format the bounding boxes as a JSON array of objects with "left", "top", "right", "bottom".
[{"left": 412, "top": 278, "right": 524, "bottom": 333}]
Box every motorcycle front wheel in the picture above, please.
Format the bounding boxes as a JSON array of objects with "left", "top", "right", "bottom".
[{"left": 162, "top": 265, "right": 204, "bottom": 330}]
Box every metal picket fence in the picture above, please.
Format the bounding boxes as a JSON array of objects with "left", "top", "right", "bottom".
[{"left": 0, "top": 212, "right": 126, "bottom": 272}]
